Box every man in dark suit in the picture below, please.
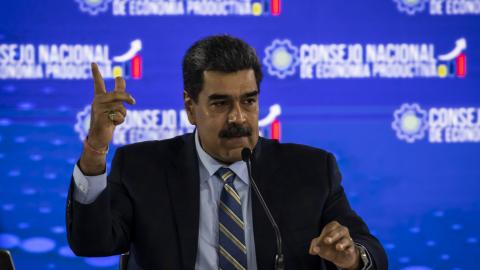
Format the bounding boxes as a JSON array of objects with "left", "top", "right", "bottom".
[{"left": 67, "top": 35, "right": 388, "bottom": 270}]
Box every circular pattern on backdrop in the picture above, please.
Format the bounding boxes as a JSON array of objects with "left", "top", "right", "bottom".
[
  {"left": 401, "top": 267, "right": 432, "bottom": 270},
  {"left": 58, "top": 246, "right": 76, "bottom": 258},
  {"left": 0, "top": 233, "right": 20, "bottom": 249},
  {"left": 20, "top": 237, "right": 56, "bottom": 253},
  {"left": 84, "top": 256, "right": 119, "bottom": 267},
  {"left": 51, "top": 226, "right": 65, "bottom": 234}
]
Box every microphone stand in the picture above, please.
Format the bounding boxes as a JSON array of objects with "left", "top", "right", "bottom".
[{"left": 242, "top": 148, "right": 285, "bottom": 270}]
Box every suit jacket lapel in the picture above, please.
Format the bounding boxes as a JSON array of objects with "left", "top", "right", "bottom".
[
  {"left": 251, "top": 138, "right": 283, "bottom": 269},
  {"left": 166, "top": 134, "right": 200, "bottom": 270}
]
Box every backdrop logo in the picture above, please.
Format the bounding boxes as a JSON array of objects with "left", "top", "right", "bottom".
[
  {"left": 263, "top": 39, "right": 300, "bottom": 79},
  {"left": 75, "top": 0, "right": 112, "bottom": 15},
  {"left": 392, "top": 103, "right": 480, "bottom": 143},
  {"left": 263, "top": 38, "right": 467, "bottom": 79},
  {"left": 393, "top": 0, "right": 428, "bottom": 15},
  {"left": 437, "top": 38, "right": 466, "bottom": 77},
  {"left": 0, "top": 39, "right": 143, "bottom": 80},
  {"left": 76, "top": 0, "right": 281, "bottom": 16},
  {"left": 392, "top": 103, "right": 429, "bottom": 143},
  {"left": 394, "top": 0, "right": 480, "bottom": 15},
  {"left": 74, "top": 104, "right": 282, "bottom": 145},
  {"left": 112, "top": 39, "right": 143, "bottom": 79}
]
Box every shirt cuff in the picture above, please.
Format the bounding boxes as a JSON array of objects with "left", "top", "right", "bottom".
[
  {"left": 356, "top": 243, "right": 373, "bottom": 270},
  {"left": 72, "top": 164, "right": 107, "bottom": 204}
]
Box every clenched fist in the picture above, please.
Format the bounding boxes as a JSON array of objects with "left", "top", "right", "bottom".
[{"left": 309, "top": 221, "right": 361, "bottom": 270}]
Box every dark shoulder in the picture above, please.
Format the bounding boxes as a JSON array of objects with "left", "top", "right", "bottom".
[
  {"left": 115, "top": 133, "right": 192, "bottom": 158},
  {"left": 258, "top": 138, "right": 336, "bottom": 186},
  {"left": 258, "top": 137, "right": 332, "bottom": 163}
]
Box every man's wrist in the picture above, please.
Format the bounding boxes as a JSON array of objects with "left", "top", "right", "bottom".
[
  {"left": 354, "top": 244, "right": 372, "bottom": 270},
  {"left": 338, "top": 243, "right": 371, "bottom": 270},
  {"left": 344, "top": 246, "right": 361, "bottom": 270},
  {"left": 79, "top": 151, "right": 107, "bottom": 176},
  {"left": 84, "top": 137, "right": 109, "bottom": 155}
]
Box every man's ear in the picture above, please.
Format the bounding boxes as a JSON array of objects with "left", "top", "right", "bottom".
[{"left": 183, "top": 91, "right": 196, "bottom": 125}]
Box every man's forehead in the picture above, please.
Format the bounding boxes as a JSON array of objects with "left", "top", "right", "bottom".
[
  {"left": 201, "top": 69, "right": 258, "bottom": 97},
  {"left": 203, "top": 70, "right": 255, "bottom": 84}
]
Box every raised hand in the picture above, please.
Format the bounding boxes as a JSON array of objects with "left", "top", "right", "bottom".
[
  {"left": 87, "top": 62, "right": 135, "bottom": 149},
  {"left": 79, "top": 63, "right": 136, "bottom": 175},
  {"left": 309, "top": 221, "right": 361, "bottom": 270}
]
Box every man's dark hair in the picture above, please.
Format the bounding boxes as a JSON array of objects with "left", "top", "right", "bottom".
[{"left": 182, "top": 35, "right": 263, "bottom": 102}]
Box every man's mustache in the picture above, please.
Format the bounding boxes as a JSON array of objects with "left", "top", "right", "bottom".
[{"left": 219, "top": 124, "right": 252, "bottom": 138}]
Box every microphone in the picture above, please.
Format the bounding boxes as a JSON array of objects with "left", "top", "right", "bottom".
[{"left": 241, "top": 148, "right": 285, "bottom": 270}]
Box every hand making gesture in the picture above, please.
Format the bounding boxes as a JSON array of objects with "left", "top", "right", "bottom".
[
  {"left": 309, "top": 221, "right": 361, "bottom": 270},
  {"left": 79, "top": 63, "right": 136, "bottom": 175}
]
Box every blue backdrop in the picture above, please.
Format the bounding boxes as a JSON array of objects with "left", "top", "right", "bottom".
[{"left": 1, "top": 0, "right": 480, "bottom": 269}]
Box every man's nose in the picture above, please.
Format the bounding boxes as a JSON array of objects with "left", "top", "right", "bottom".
[{"left": 228, "top": 102, "right": 246, "bottom": 124}]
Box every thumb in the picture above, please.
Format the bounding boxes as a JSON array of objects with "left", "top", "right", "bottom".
[{"left": 309, "top": 237, "right": 321, "bottom": 255}]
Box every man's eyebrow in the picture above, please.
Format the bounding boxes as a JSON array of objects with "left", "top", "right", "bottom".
[
  {"left": 208, "top": 94, "right": 230, "bottom": 100},
  {"left": 207, "top": 90, "right": 258, "bottom": 100},
  {"left": 242, "top": 90, "right": 259, "bottom": 98}
]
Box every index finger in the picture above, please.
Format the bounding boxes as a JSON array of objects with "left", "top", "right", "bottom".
[{"left": 91, "top": 62, "right": 106, "bottom": 95}]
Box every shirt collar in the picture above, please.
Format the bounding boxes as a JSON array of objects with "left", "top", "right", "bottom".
[{"left": 195, "top": 130, "right": 249, "bottom": 185}]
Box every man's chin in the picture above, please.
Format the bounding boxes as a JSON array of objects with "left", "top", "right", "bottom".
[{"left": 217, "top": 137, "right": 251, "bottom": 163}]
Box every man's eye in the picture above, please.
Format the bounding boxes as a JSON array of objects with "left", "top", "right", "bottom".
[
  {"left": 211, "top": 101, "right": 227, "bottom": 107},
  {"left": 244, "top": 98, "right": 256, "bottom": 105}
]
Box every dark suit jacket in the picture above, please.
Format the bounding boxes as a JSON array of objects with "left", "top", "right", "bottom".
[{"left": 66, "top": 133, "right": 388, "bottom": 269}]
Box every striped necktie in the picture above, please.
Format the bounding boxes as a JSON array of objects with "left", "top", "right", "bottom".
[{"left": 215, "top": 167, "right": 248, "bottom": 270}]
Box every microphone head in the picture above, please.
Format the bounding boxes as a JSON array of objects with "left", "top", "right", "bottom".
[{"left": 241, "top": 147, "right": 251, "bottom": 162}]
